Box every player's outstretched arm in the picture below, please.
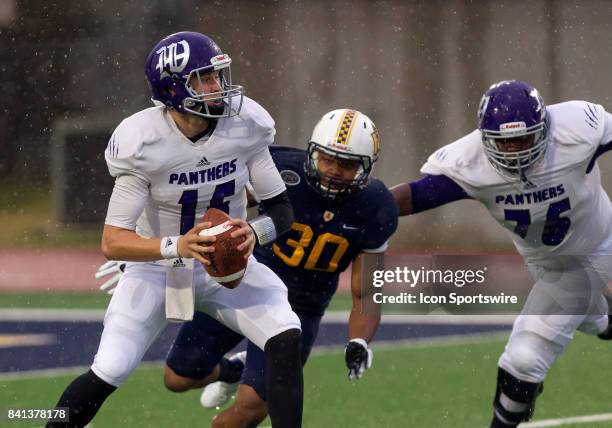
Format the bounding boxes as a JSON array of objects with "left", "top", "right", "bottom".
[
  {"left": 391, "top": 175, "right": 471, "bottom": 217},
  {"left": 390, "top": 183, "right": 413, "bottom": 216},
  {"left": 345, "top": 252, "right": 384, "bottom": 380}
]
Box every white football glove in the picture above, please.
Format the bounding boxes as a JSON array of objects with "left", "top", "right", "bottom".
[
  {"left": 344, "top": 338, "right": 373, "bottom": 381},
  {"left": 95, "top": 260, "right": 126, "bottom": 295}
]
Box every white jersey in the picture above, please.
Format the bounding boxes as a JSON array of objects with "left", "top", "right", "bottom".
[
  {"left": 104, "top": 96, "right": 285, "bottom": 239},
  {"left": 422, "top": 101, "right": 612, "bottom": 263}
]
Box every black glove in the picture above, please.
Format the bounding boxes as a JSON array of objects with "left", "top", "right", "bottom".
[{"left": 344, "top": 338, "right": 373, "bottom": 380}]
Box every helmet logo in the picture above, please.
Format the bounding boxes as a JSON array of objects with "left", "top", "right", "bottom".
[
  {"left": 478, "top": 95, "right": 491, "bottom": 120},
  {"left": 529, "top": 88, "right": 545, "bottom": 118},
  {"left": 371, "top": 124, "right": 381, "bottom": 158},
  {"left": 155, "top": 40, "right": 190, "bottom": 79}
]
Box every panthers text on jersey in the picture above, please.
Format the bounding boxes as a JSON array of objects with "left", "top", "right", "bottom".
[
  {"left": 104, "top": 96, "right": 284, "bottom": 240},
  {"left": 422, "top": 101, "right": 612, "bottom": 263},
  {"left": 254, "top": 146, "right": 398, "bottom": 316}
]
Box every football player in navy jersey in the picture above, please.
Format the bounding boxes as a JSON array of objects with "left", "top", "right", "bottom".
[{"left": 160, "top": 109, "right": 398, "bottom": 427}]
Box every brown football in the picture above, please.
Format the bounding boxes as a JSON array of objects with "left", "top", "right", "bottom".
[{"left": 198, "top": 208, "right": 247, "bottom": 289}]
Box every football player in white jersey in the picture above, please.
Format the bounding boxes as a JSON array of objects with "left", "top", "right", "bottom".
[
  {"left": 391, "top": 80, "right": 612, "bottom": 427},
  {"left": 46, "top": 32, "right": 303, "bottom": 428}
]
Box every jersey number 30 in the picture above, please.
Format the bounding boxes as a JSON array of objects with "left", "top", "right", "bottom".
[
  {"left": 272, "top": 222, "right": 349, "bottom": 273},
  {"left": 504, "top": 198, "right": 571, "bottom": 246}
]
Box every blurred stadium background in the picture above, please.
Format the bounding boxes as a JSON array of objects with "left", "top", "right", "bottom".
[{"left": 1, "top": 1, "right": 611, "bottom": 427}]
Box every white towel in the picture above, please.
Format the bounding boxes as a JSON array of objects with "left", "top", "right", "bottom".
[{"left": 165, "top": 258, "right": 195, "bottom": 322}]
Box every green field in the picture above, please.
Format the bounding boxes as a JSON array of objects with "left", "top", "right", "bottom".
[
  {"left": 0, "top": 292, "right": 356, "bottom": 312},
  {"left": 1, "top": 333, "right": 611, "bottom": 427}
]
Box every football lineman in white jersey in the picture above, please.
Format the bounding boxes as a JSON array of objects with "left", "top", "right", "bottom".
[
  {"left": 391, "top": 80, "right": 612, "bottom": 427},
  {"left": 47, "top": 32, "right": 303, "bottom": 428}
]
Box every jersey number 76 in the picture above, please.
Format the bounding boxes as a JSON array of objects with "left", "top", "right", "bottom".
[{"left": 504, "top": 198, "right": 571, "bottom": 246}]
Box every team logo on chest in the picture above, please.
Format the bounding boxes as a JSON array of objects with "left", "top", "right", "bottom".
[{"left": 323, "top": 211, "right": 335, "bottom": 222}]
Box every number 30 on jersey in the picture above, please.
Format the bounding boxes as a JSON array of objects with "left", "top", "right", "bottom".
[{"left": 273, "top": 222, "right": 349, "bottom": 273}]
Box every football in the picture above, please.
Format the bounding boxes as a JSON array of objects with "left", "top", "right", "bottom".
[{"left": 198, "top": 208, "right": 247, "bottom": 289}]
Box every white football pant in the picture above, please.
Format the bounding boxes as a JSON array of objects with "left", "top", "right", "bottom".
[{"left": 91, "top": 257, "right": 300, "bottom": 387}]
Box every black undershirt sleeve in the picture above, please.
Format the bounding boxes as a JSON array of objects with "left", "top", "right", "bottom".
[{"left": 258, "top": 190, "right": 294, "bottom": 237}]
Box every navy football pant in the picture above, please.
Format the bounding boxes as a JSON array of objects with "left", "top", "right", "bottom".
[{"left": 167, "top": 310, "right": 320, "bottom": 400}]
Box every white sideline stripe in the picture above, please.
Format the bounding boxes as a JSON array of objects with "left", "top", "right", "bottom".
[
  {"left": 0, "top": 308, "right": 106, "bottom": 321},
  {"left": 0, "top": 309, "right": 516, "bottom": 324},
  {"left": 0, "top": 332, "right": 510, "bottom": 382},
  {"left": 521, "top": 413, "right": 612, "bottom": 427},
  {"left": 0, "top": 360, "right": 165, "bottom": 381}
]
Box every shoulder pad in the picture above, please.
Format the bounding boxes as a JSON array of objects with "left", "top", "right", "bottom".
[
  {"left": 105, "top": 107, "right": 164, "bottom": 180},
  {"left": 421, "top": 130, "right": 500, "bottom": 189},
  {"left": 547, "top": 101, "right": 606, "bottom": 161}
]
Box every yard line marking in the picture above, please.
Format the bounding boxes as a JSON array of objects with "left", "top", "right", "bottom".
[{"left": 521, "top": 413, "right": 612, "bottom": 427}]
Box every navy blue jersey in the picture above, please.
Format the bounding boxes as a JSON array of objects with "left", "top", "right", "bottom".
[{"left": 253, "top": 146, "right": 398, "bottom": 316}]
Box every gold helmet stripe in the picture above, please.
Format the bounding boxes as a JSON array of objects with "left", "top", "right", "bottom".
[{"left": 335, "top": 109, "right": 359, "bottom": 145}]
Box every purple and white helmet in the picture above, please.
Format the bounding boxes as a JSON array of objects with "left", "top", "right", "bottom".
[
  {"left": 478, "top": 80, "right": 548, "bottom": 179},
  {"left": 145, "top": 31, "right": 243, "bottom": 119}
]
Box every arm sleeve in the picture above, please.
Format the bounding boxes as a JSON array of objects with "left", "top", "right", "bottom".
[
  {"left": 247, "top": 147, "right": 286, "bottom": 200},
  {"left": 104, "top": 174, "right": 149, "bottom": 230},
  {"left": 409, "top": 174, "right": 471, "bottom": 214},
  {"left": 258, "top": 190, "right": 295, "bottom": 237}
]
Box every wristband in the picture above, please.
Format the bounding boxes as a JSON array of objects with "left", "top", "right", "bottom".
[
  {"left": 248, "top": 215, "right": 277, "bottom": 246},
  {"left": 160, "top": 236, "right": 180, "bottom": 259}
]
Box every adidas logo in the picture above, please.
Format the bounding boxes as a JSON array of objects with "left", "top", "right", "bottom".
[
  {"left": 165, "top": 238, "right": 173, "bottom": 248},
  {"left": 172, "top": 257, "right": 185, "bottom": 268},
  {"left": 196, "top": 156, "right": 210, "bottom": 167}
]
